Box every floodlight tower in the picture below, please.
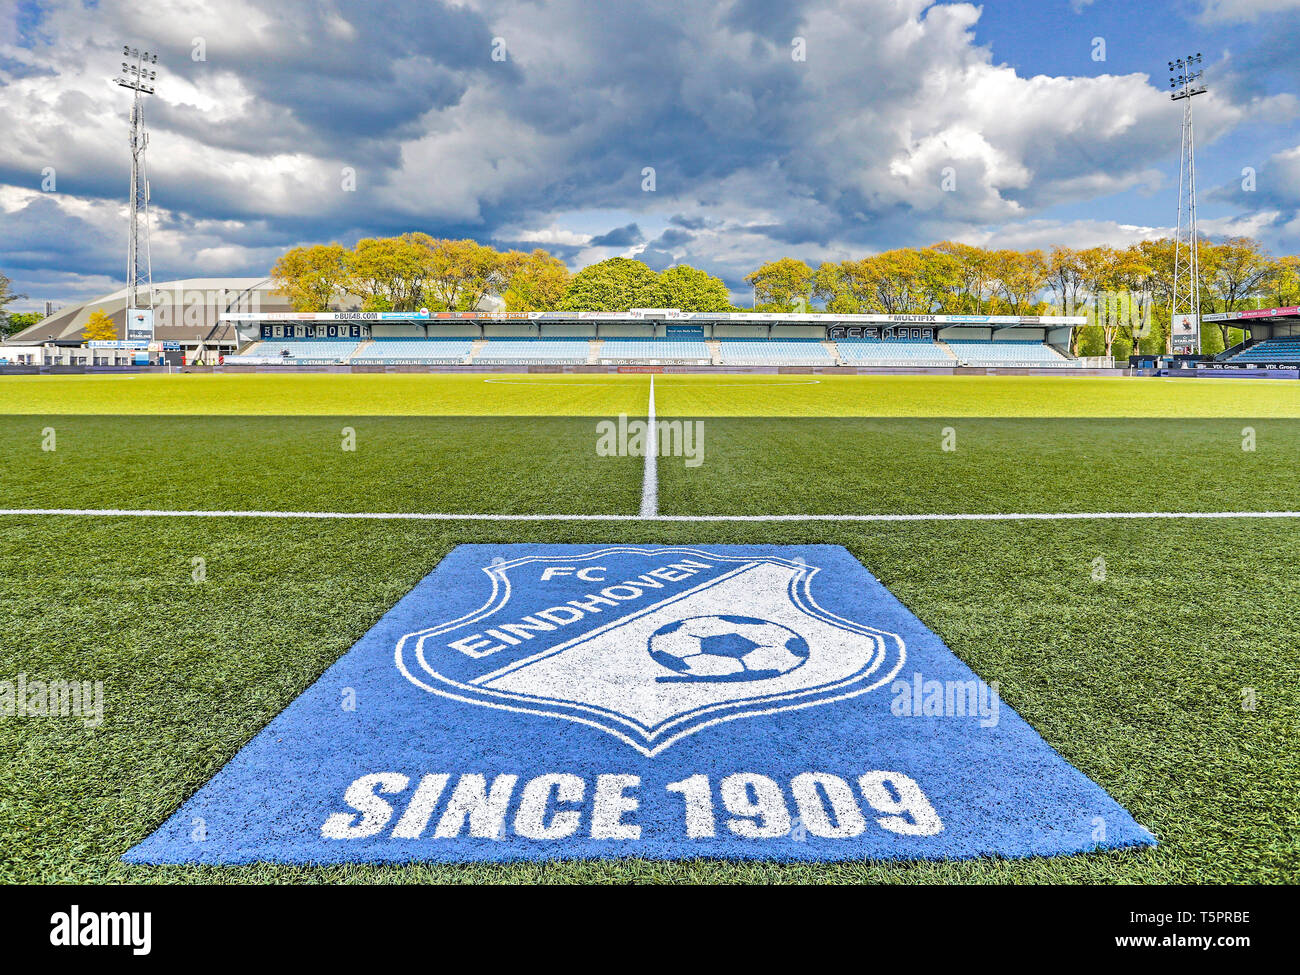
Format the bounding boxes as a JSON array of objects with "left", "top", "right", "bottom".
[
  {"left": 115, "top": 46, "right": 158, "bottom": 338},
  {"left": 1168, "top": 53, "right": 1207, "bottom": 355}
]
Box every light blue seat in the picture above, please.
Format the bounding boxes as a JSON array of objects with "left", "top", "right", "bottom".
[
  {"left": 474, "top": 338, "right": 590, "bottom": 362},
  {"left": 836, "top": 337, "right": 955, "bottom": 366},
  {"left": 1227, "top": 338, "right": 1300, "bottom": 363},
  {"left": 352, "top": 338, "right": 473, "bottom": 362},
  {"left": 599, "top": 338, "right": 710, "bottom": 360},
  {"left": 716, "top": 338, "right": 835, "bottom": 364},
  {"left": 232, "top": 340, "right": 360, "bottom": 362},
  {"left": 944, "top": 339, "right": 1075, "bottom": 366}
]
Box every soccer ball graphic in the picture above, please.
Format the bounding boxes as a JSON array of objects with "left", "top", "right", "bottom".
[{"left": 648, "top": 615, "right": 811, "bottom": 682}]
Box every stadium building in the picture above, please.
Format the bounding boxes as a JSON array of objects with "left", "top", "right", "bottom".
[
  {"left": 1, "top": 277, "right": 296, "bottom": 366},
  {"left": 1203, "top": 306, "right": 1300, "bottom": 372},
  {"left": 222, "top": 309, "right": 1093, "bottom": 372}
]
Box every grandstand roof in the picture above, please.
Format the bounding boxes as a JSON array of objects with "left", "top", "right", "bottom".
[
  {"left": 1203, "top": 306, "right": 1300, "bottom": 323},
  {"left": 1203, "top": 306, "right": 1300, "bottom": 339},
  {"left": 5, "top": 277, "right": 290, "bottom": 346},
  {"left": 223, "top": 310, "right": 1086, "bottom": 325}
]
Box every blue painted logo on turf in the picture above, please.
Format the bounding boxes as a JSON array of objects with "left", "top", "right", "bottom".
[
  {"left": 124, "top": 545, "right": 1155, "bottom": 864},
  {"left": 395, "top": 548, "right": 903, "bottom": 756}
]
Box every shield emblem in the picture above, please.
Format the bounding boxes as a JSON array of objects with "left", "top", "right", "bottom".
[{"left": 395, "top": 546, "right": 905, "bottom": 756}]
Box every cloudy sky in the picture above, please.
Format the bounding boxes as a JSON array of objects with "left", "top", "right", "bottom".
[{"left": 2, "top": 0, "right": 1299, "bottom": 309}]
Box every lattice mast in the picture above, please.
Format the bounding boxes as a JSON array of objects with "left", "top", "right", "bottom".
[
  {"left": 1168, "top": 53, "right": 1207, "bottom": 354},
  {"left": 115, "top": 46, "right": 158, "bottom": 315}
]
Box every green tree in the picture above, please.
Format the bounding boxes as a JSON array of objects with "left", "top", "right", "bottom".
[
  {"left": 81, "top": 309, "right": 117, "bottom": 342},
  {"left": 559, "top": 258, "right": 666, "bottom": 311},
  {"left": 864, "top": 249, "right": 925, "bottom": 313},
  {"left": 1077, "top": 246, "right": 1120, "bottom": 356},
  {"left": 425, "top": 238, "right": 508, "bottom": 311},
  {"left": 1046, "top": 246, "right": 1087, "bottom": 354},
  {"left": 916, "top": 247, "right": 963, "bottom": 313},
  {"left": 1134, "top": 239, "right": 1176, "bottom": 353},
  {"left": 0, "top": 270, "right": 26, "bottom": 334},
  {"left": 933, "top": 241, "right": 995, "bottom": 314},
  {"left": 743, "top": 257, "right": 812, "bottom": 311},
  {"left": 812, "top": 262, "right": 856, "bottom": 313},
  {"left": 270, "top": 243, "right": 350, "bottom": 312},
  {"left": 1106, "top": 245, "right": 1153, "bottom": 357},
  {"left": 499, "top": 249, "right": 571, "bottom": 311},
  {"left": 1, "top": 311, "right": 38, "bottom": 340},
  {"left": 814, "top": 248, "right": 973, "bottom": 315},
  {"left": 1204, "top": 237, "right": 1273, "bottom": 349},
  {"left": 657, "top": 264, "right": 732, "bottom": 311},
  {"left": 991, "top": 249, "right": 1048, "bottom": 314},
  {"left": 349, "top": 233, "right": 439, "bottom": 311},
  {"left": 1265, "top": 255, "right": 1300, "bottom": 306}
]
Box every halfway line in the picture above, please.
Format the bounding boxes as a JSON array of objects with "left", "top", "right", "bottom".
[
  {"left": 640, "top": 374, "right": 658, "bottom": 518},
  {"left": 1, "top": 509, "right": 1298, "bottom": 523}
]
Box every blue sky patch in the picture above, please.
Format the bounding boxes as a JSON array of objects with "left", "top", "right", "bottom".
[{"left": 125, "top": 544, "right": 1155, "bottom": 864}]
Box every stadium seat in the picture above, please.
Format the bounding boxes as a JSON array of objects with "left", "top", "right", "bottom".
[
  {"left": 1224, "top": 337, "right": 1300, "bottom": 364},
  {"left": 598, "top": 338, "right": 710, "bottom": 361},
  {"left": 351, "top": 337, "right": 474, "bottom": 363},
  {"left": 231, "top": 339, "right": 360, "bottom": 362},
  {"left": 836, "top": 337, "right": 956, "bottom": 366},
  {"left": 943, "top": 339, "right": 1076, "bottom": 366},
  {"left": 716, "top": 338, "right": 835, "bottom": 365},
  {"left": 473, "top": 338, "right": 591, "bottom": 363}
]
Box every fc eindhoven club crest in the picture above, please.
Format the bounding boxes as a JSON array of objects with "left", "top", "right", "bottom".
[
  {"left": 395, "top": 548, "right": 904, "bottom": 756},
  {"left": 126, "top": 544, "right": 1155, "bottom": 864}
]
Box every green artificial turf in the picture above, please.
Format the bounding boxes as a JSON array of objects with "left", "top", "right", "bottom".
[
  {"left": 2, "top": 372, "right": 1299, "bottom": 417},
  {"left": 0, "top": 416, "right": 641, "bottom": 514},
  {"left": 2, "top": 416, "right": 1295, "bottom": 516},
  {"left": 0, "top": 372, "right": 1296, "bottom": 884},
  {"left": 1, "top": 517, "right": 1295, "bottom": 884}
]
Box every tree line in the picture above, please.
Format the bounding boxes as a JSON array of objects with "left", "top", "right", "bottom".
[
  {"left": 270, "top": 234, "right": 1300, "bottom": 357},
  {"left": 271, "top": 237, "right": 734, "bottom": 317},
  {"left": 747, "top": 238, "right": 1300, "bottom": 356},
  {"left": 0, "top": 270, "right": 41, "bottom": 340}
]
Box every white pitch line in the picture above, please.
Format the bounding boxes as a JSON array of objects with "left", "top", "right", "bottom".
[
  {"left": 1, "top": 509, "right": 1298, "bottom": 523},
  {"left": 639, "top": 373, "right": 658, "bottom": 518}
]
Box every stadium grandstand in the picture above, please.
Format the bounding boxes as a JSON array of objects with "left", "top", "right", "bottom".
[
  {"left": 213, "top": 310, "right": 1091, "bottom": 372},
  {"left": 0, "top": 277, "right": 499, "bottom": 367},
  {"left": 475, "top": 337, "right": 591, "bottom": 364},
  {"left": 944, "top": 338, "right": 1076, "bottom": 367},
  {"left": 716, "top": 337, "right": 836, "bottom": 365},
  {"left": 232, "top": 338, "right": 363, "bottom": 364},
  {"left": 836, "top": 335, "right": 956, "bottom": 367},
  {"left": 599, "top": 336, "right": 712, "bottom": 364},
  {"left": 1, "top": 278, "right": 289, "bottom": 363},
  {"left": 1205, "top": 306, "right": 1300, "bottom": 369},
  {"left": 351, "top": 337, "right": 475, "bottom": 364}
]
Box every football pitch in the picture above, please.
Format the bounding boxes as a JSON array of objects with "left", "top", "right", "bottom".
[{"left": 1, "top": 373, "right": 1297, "bottom": 883}]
